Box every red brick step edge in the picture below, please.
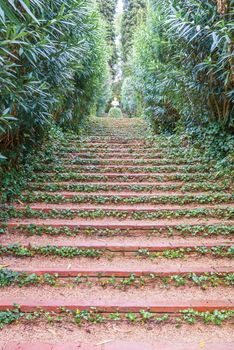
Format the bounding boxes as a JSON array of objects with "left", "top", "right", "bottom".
[{"left": 11, "top": 266, "right": 234, "bottom": 277}]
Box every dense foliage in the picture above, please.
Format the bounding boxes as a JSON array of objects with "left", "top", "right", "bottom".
[
  {"left": 122, "top": 0, "right": 234, "bottom": 140},
  {"left": 97, "top": 0, "right": 117, "bottom": 69},
  {"left": 0, "top": 0, "right": 109, "bottom": 164},
  {"left": 121, "top": 77, "right": 139, "bottom": 117},
  {"left": 121, "top": 0, "right": 146, "bottom": 63},
  {"left": 120, "top": 0, "right": 146, "bottom": 116},
  {"left": 0, "top": 0, "right": 233, "bottom": 170}
]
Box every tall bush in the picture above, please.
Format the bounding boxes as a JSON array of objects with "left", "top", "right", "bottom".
[
  {"left": 128, "top": 0, "right": 234, "bottom": 132},
  {"left": 0, "top": 0, "right": 109, "bottom": 162},
  {"left": 97, "top": 0, "right": 117, "bottom": 69},
  {"left": 122, "top": 0, "right": 146, "bottom": 63},
  {"left": 121, "top": 77, "right": 141, "bottom": 117}
]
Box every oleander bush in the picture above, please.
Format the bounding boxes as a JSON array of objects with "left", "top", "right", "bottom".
[
  {"left": 122, "top": 0, "right": 234, "bottom": 156},
  {"left": 121, "top": 0, "right": 146, "bottom": 63},
  {"left": 121, "top": 77, "right": 141, "bottom": 117},
  {"left": 0, "top": 0, "right": 110, "bottom": 164}
]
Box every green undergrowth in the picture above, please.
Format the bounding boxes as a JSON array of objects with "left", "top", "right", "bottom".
[
  {"left": 0, "top": 306, "right": 233, "bottom": 329},
  {"left": 0, "top": 127, "right": 76, "bottom": 204},
  {"left": 4, "top": 207, "right": 234, "bottom": 221},
  {"left": 3, "top": 121, "right": 216, "bottom": 205},
  {"left": 1, "top": 269, "right": 233, "bottom": 290},
  {"left": 18, "top": 192, "right": 234, "bottom": 205},
  {"left": 184, "top": 124, "right": 234, "bottom": 170},
  {"left": 6, "top": 224, "right": 234, "bottom": 238},
  {"left": 34, "top": 164, "right": 210, "bottom": 174},
  {"left": 30, "top": 172, "right": 231, "bottom": 183},
  {"left": 58, "top": 151, "right": 203, "bottom": 159},
  {"left": 0, "top": 245, "right": 102, "bottom": 258},
  {"left": 29, "top": 181, "right": 232, "bottom": 193},
  {"left": 1, "top": 120, "right": 233, "bottom": 206},
  {"left": 0, "top": 244, "right": 233, "bottom": 259},
  {"left": 145, "top": 133, "right": 234, "bottom": 177},
  {"left": 69, "top": 157, "right": 204, "bottom": 165},
  {"left": 137, "top": 246, "right": 234, "bottom": 260}
]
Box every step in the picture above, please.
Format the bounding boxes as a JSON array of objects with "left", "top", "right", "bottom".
[
  {"left": 31, "top": 181, "right": 185, "bottom": 187},
  {"left": 1, "top": 342, "right": 234, "bottom": 350},
  {"left": 0, "top": 299, "right": 233, "bottom": 313},
  {"left": 14, "top": 203, "right": 234, "bottom": 213},
  {"left": 27, "top": 190, "right": 216, "bottom": 197},
  {"left": 10, "top": 266, "right": 234, "bottom": 277},
  {"left": 20, "top": 191, "right": 233, "bottom": 205},
  {"left": 28, "top": 182, "right": 231, "bottom": 194},
  {"left": 8, "top": 218, "right": 234, "bottom": 230},
  {"left": 29, "top": 181, "right": 231, "bottom": 191},
  {"left": 79, "top": 136, "right": 146, "bottom": 140},
  {"left": 11, "top": 204, "right": 234, "bottom": 221},
  {"left": 62, "top": 164, "right": 204, "bottom": 170},
  {"left": 58, "top": 148, "right": 164, "bottom": 152},
  {"left": 7, "top": 221, "right": 234, "bottom": 238},
  {"left": 65, "top": 151, "right": 178, "bottom": 156},
  {"left": 38, "top": 167, "right": 207, "bottom": 175},
  {"left": 7, "top": 218, "right": 234, "bottom": 234},
  {"left": 64, "top": 158, "right": 202, "bottom": 165},
  {"left": 34, "top": 172, "right": 217, "bottom": 182},
  {"left": 24, "top": 190, "right": 233, "bottom": 198},
  {"left": 75, "top": 145, "right": 161, "bottom": 150},
  {"left": 2, "top": 255, "right": 232, "bottom": 270},
  {"left": 69, "top": 140, "right": 177, "bottom": 146},
  {"left": 75, "top": 139, "right": 148, "bottom": 143},
  {"left": 1, "top": 241, "right": 232, "bottom": 252},
  {"left": 46, "top": 165, "right": 206, "bottom": 173},
  {"left": 29, "top": 181, "right": 185, "bottom": 190},
  {"left": 66, "top": 153, "right": 171, "bottom": 159},
  {"left": 71, "top": 150, "right": 181, "bottom": 156}
]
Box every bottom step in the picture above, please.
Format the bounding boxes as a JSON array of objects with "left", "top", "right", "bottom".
[{"left": 1, "top": 342, "right": 234, "bottom": 350}]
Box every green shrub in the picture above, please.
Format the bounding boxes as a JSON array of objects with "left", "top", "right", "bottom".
[
  {"left": 125, "top": 0, "right": 233, "bottom": 134},
  {"left": 121, "top": 77, "right": 140, "bottom": 117},
  {"left": 0, "top": 0, "right": 110, "bottom": 162},
  {"left": 108, "top": 107, "right": 123, "bottom": 118}
]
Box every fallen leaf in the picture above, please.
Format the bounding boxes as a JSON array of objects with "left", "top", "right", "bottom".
[
  {"left": 200, "top": 340, "right": 206, "bottom": 348},
  {"left": 113, "top": 327, "right": 131, "bottom": 333},
  {"left": 48, "top": 329, "right": 57, "bottom": 336},
  {"left": 0, "top": 264, "right": 10, "bottom": 269},
  {"left": 96, "top": 340, "right": 113, "bottom": 345}
]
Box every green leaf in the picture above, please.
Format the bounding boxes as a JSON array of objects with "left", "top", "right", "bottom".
[
  {"left": 0, "top": 1, "right": 20, "bottom": 24},
  {"left": 18, "top": 0, "right": 39, "bottom": 24}
]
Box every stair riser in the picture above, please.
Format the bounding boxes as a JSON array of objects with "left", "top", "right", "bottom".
[
  {"left": 9, "top": 268, "right": 234, "bottom": 277},
  {"left": 0, "top": 303, "right": 233, "bottom": 313}
]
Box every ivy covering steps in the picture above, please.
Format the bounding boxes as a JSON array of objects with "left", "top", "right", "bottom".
[{"left": 1, "top": 117, "right": 234, "bottom": 345}]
